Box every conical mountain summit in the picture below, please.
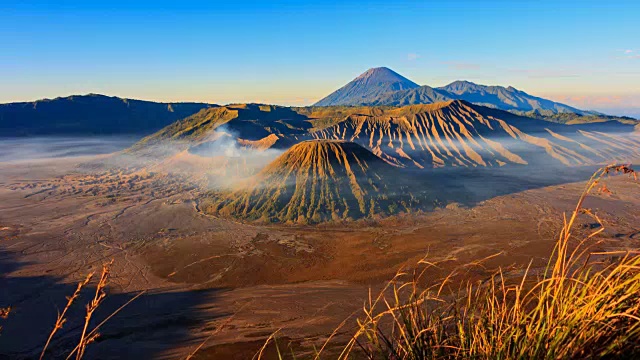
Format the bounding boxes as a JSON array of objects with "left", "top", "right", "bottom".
[
  {"left": 314, "top": 67, "right": 590, "bottom": 115},
  {"left": 314, "top": 67, "right": 419, "bottom": 107},
  {"left": 203, "top": 140, "right": 425, "bottom": 223}
]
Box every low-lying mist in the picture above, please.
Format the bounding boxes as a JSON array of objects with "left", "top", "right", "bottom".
[
  {"left": 86, "top": 126, "right": 285, "bottom": 191},
  {"left": 2, "top": 126, "right": 638, "bottom": 215},
  {"left": 0, "top": 136, "right": 139, "bottom": 163}
]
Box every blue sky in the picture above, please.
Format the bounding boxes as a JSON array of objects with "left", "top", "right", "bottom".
[{"left": 1, "top": 0, "right": 639, "bottom": 116}]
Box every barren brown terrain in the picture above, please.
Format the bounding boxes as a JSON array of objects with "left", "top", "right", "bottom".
[
  {"left": 4, "top": 1, "right": 640, "bottom": 355},
  {"left": 1, "top": 152, "right": 639, "bottom": 359}
]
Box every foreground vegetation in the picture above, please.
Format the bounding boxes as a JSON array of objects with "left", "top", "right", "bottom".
[
  {"left": 2, "top": 165, "right": 638, "bottom": 359},
  {"left": 259, "top": 164, "right": 640, "bottom": 359}
]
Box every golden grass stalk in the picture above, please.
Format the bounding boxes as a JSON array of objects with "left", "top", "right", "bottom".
[
  {"left": 40, "top": 260, "right": 131, "bottom": 359},
  {"left": 183, "top": 302, "right": 252, "bottom": 360},
  {"left": 40, "top": 273, "right": 93, "bottom": 360},
  {"left": 74, "top": 259, "right": 113, "bottom": 360},
  {"left": 0, "top": 306, "right": 11, "bottom": 335},
  {"left": 255, "top": 330, "right": 283, "bottom": 360},
  {"left": 259, "top": 164, "right": 639, "bottom": 360},
  {"left": 64, "top": 289, "right": 146, "bottom": 360},
  {"left": 347, "top": 164, "right": 640, "bottom": 360}
]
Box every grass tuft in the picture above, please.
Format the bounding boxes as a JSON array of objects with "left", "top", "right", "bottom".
[
  {"left": 40, "top": 273, "right": 93, "bottom": 360},
  {"left": 37, "top": 259, "right": 144, "bottom": 359},
  {"left": 259, "top": 164, "right": 640, "bottom": 360},
  {"left": 344, "top": 164, "right": 639, "bottom": 359},
  {"left": 0, "top": 306, "right": 10, "bottom": 335},
  {"left": 74, "top": 259, "right": 113, "bottom": 360}
]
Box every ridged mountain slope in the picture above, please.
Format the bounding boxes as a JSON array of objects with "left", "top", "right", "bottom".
[
  {"left": 132, "top": 103, "right": 312, "bottom": 152},
  {"left": 132, "top": 101, "right": 640, "bottom": 171},
  {"left": 204, "top": 140, "right": 425, "bottom": 223},
  {"left": 310, "top": 100, "right": 640, "bottom": 168}
]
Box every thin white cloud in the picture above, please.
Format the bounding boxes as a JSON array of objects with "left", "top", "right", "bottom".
[
  {"left": 442, "top": 61, "right": 481, "bottom": 70},
  {"left": 624, "top": 49, "right": 634, "bottom": 54},
  {"left": 407, "top": 53, "right": 420, "bottom": 61}
]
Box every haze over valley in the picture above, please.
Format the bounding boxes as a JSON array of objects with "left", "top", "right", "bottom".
[{"left": 2, "top": 1, "right": 640, "bottom": 359}]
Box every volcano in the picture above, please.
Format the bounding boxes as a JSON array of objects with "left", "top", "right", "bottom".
[
  {"left": 128, "top": 100, "right": 640, "bottom": 224},
  {"left": 203, "top": 140, "right": 427, "bottom": 223},
  {"left": 314, "top": 67, "right": 419, "bottom": 107},
  {"left": 312, "top": 67, "right": 620, "bottom": 118}
]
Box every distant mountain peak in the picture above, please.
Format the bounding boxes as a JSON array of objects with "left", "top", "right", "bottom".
[
  {"left": 313, "top": 67, "right": 419, "bottom": 106},
  {"left": 448, "top": 80, "right": 475, "bottom": 85},
  {"left": 439, "top": 80, "right": 486, "bottom": 94},
  {"left": 354, "top": 67, "right": 417, "bottom": 84},
  {"left": 315, "top": 68, "right": 588, "bottom": 115}
]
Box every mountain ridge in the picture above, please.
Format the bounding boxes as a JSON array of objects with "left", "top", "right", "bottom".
[
  {"left": 133, "top": 100, "right": 640, "bottom": 223},
  {"left": 436, "top": 80, "right": 583, "bottom": 114},
  {"left": 135, "top": 100, "right": 640, "bottom": 170},
  {"left": 0, "top": 94, "right": 213, "bottom": 136},
  {"left": 314, "top": 68, "right": 591, "bottom": 117},
  {"left": 202, "top": 139, "right": 426, "bottom": 223}
]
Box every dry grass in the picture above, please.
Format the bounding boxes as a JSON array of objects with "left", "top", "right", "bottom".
[
  {"left": 259, "top": 164, "right": 640, "bottom": 359},
  {"left": 0, "top": 306, "right": 10, "bottom": 335},
  {"left": 8, "top": 164, "right": 639, "bottom": 359},
  {"left": 0, "top": 307, "right": 10, "bottom": 319},
  {"left": 40, "top": 273, "right": 93, "bottom": 360},
  {"left": 35, "top": 259, "right": 145, "bottom": 359},
  {"left": 183, "top": 302, "right": 252, "bottom": 360},
  {"left": 74, "top": 260, "right": 113, "bottom": 360}
]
